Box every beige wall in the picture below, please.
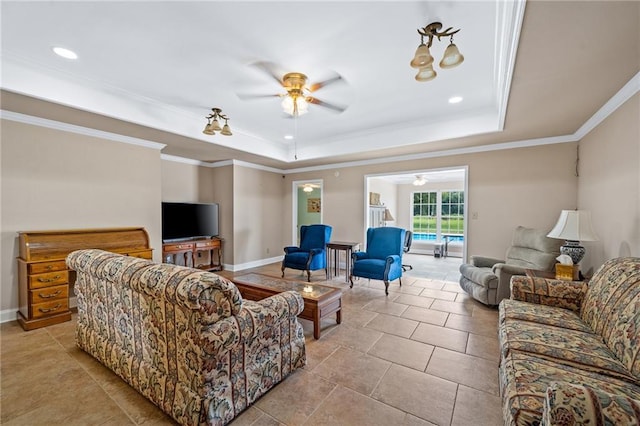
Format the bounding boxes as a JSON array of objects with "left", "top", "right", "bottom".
[
  {"left": 160, "top": 160, "right": 233, "bottom": 264},
  {"left": 578, "top": 93, "right": 640, "bottom": 274},
  {"left": 284, "top": 143, "right": 578, "bottom": 260},
  {"left": 232, "top": 165, "right": 286, "bottom": 267},
  {"left": 1, "top": 119, "right": 163, "bottom": 315}
]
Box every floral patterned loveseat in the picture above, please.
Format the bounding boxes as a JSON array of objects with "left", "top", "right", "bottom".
[
  {"left": 67, "top": 249, "right": 306, "bottom": 426},
  {"left": 498, "top": 257, "right": 640, "bottom": 425}
]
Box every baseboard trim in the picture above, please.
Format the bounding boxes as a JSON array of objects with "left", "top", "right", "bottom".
[
  {"left": 0, "top": 308, "right": 17, "bottom": 324},
  {"left": 225, "top": 256, "right": 283, "bottom": 272}
]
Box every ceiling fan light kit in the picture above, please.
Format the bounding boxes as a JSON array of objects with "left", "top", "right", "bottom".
[
  {"left": 411, "top": 22, "right": 464, "bottom": 82},
  {"left": 203, "top": 108, "right": 232, "bottom": 136}
]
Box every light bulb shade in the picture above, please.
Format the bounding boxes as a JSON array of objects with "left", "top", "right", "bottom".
[
  {"left": 211, "top": 119, "right": 222, "bottom": 131},
  {"left": 203, "top": 122, "right": 215, "bottom": 135},
  {"left": 547, "top": 210, "right": 599, "bottom": 242},
  {"left": 281, "top": 96, "right": 309, "bottom": 116},
  {"left": 410, "top": 44, "right": 434, "bottom": 69},
  {"left": 439, "top": 43, "right": 464, "bottom": 69},
  {"left": 383, "top": 208, "right": 394, "bottom": 222},
  {"left": 220, "top": 123, "right": 232, "bottom": 136},
  {"left": 303, "top": 185, "right": 313, "bottom": 192},
  {"left": 413, "top": 176, "right": 426, "bottom": 186},
  {"left": 415, "top": 65, "right": 437, "bottom": 82}
]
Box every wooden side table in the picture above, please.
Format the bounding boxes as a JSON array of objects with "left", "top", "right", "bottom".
[{"left": 326, "top": 241, "right": 360, "bottom": 282}]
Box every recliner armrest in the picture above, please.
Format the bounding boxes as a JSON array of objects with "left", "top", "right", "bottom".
[
  {"left": 510, "top": 275, "right": 588, "bottom": 313},
  {"left": 471, "top": 256, "right": 504, "bottom": 268},
  {"left": 309, "top": 248, "right": 324, "bottom": 256},
  {"left": 386, "top": 254, "right": 401, "bottom": 265},
  {"left": 284, "top": 246, "right": 302, "bottom": 254}
]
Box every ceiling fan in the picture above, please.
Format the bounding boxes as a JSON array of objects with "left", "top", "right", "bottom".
[{"left": 238, "top": 62, "right": 347, "bottom": 117}]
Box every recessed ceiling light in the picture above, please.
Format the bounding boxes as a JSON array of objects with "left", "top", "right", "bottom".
[
  {"left": 52, "top": 47, "right": 78, "bottom": 60},
  {"left": 448, "top": 96, "right": 463, "bottom": 104},
  {"left": 284, "top": 135, "right": 294, "bottom": 140}
]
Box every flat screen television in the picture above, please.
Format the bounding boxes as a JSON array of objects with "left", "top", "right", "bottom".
[{"left": 162, "top": 202, "right": 219, "bottom": 242}]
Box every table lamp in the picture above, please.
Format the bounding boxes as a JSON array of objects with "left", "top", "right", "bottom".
[
  {"left": 547, "top": 210, "right": 599, "bottom": 264},
  {"left": 383, "top": 208, "right": 395, "bottom": 226}
]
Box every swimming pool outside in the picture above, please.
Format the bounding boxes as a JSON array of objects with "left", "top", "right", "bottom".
[{"left": 413, "top": 232, "right": 464, "bottom": 242}]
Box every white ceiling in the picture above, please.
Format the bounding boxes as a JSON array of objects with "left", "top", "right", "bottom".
[{"left": 0, "top": 1, "right": 523, "bottom": 164}]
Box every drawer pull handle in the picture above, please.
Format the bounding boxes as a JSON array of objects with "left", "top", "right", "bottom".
[
  {"left": 38, "top": 290, "right": 62, "bottom": 299},
  {"left": 37, "top": 275, "right": 61, "bottom": 283},
  {"left": 38, "top": 304, "right": 62, "bottom": 313},
  {"left": 46, "top": 265, "right": 53, "bottom": 271}
]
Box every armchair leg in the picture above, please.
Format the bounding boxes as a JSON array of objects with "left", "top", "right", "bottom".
[
  {"left": 399, "top": 277, "right": 402, "bottom": 287},
  {"left": 281, "top": 264, "right": 285, "bottom": 278},
  {"left": 306, "top": 270, "right": 311, "bottom": 282},
  {"left": 383, "top": 280, "right": 389, "bottom": 296},
  {"left": 349, "top": 275, "right": 354, "bottom": 288}
]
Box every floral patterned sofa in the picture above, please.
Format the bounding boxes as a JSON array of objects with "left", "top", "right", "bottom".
[
  {"left": 498, "top": 257, "right": 640, "bottom": 425},
  {"left": 67, "top": 249, "right": 306, "bottom": 426}
]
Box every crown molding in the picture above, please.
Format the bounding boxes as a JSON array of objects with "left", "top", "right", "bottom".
[
  {"left": 1, "top": 110, "right": 166, "bottom": 150},
  {"left": 6, "top": 70, "right": 638, "bottom": 175},
  {"left": 574, "top": 71, "right": 640, "bottom": 140}
]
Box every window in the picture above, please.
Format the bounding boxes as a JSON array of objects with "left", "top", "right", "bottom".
[
  {"left": 412, "top": 192, "right": 437, "bottom": 236},
  {"left": 412, "top": 190, "right": 464, "bottom": 240},
  {"left": 441, "top": 190, "right": 464, "bottom": 236}
]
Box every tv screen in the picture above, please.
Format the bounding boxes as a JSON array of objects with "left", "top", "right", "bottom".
[{"left": 162, "top": 202, "right": 219, "bottom": 241}]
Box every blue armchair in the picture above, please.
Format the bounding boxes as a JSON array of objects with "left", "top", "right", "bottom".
[
  {"left": 350, "top": 227, "right": 406, "bottom": 295},
  {"left": 282, "top": 224, "right": 332, "bottom": 282}
]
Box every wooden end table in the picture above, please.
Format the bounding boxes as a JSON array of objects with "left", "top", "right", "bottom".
[
  {"left": 232, "top": 273, "right": 342, "bottom": 339},
  {"left": 326, "top": 241, "right": 360, "bottom": 282}
]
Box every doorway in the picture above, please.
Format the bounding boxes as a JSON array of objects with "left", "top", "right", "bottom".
[
  {"left": 365, "top": 167, "right": 468, "bottom": 262},
  {"left": 291, "top": 179, "right": 323, "bottom": 245}
]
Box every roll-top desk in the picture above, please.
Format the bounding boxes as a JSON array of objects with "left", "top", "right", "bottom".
[{"left": 17, "top": 227, "right": 153, "bottom": 331}]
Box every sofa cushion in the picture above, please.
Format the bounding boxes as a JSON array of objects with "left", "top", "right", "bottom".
[
  {"left": 499, "top": 299, "right": 591, "bottom": 333},
  {"left": 500, "top": 351, "right": 640, "bottom": 426},
  {"left": 500, "top": 318, "right": 637, "bottom": 382},
  {"left": 580, "top": 257, "right": 640, "bottom": 377},
  {"left": 542, "top": 382, "right": 640, "bottom": 426}
]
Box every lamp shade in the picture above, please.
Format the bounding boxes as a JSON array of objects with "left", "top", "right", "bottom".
[
  {"left": 383, "top": 208, "right": 395, "bottom": 222},
  {"left": 415, "top": 65, "right": 437, "bottom": 82},
  {"left": 547, "top": 210, "right": 599, "bottom": 242},
  {"left": 282, "top": 95, "right": 309, "bottom": 116},
  {"left": 439, "top": 43, "right": 464, "bottom": 69},
  {"left": 410, "top": 44, "right": 434, "bottom": 69}
]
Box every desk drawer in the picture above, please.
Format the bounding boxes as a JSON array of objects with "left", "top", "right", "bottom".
[
  {"left": 195, "top": 240, "right": 220, "bottom": 249},
  {"left": 30, "top": 284, "right": 68, "bottom": 304},
  {"left": 163, "top": 242, "right": 195, "bottom": 252},
  {"left": 29, "top": 260, "right": 67, "bottom": 275},
  {"left": 29, "top": 271, "right": 69, "bottom": 289},
  {"left": 32, "top": 299, "right": 69, "bottom": 319}
]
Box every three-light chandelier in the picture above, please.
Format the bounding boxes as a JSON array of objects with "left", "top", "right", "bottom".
[
  {"left": 202, "top": 108, "right": 232, "bottom": 136},
  {"left": 410, "top": 22, "right": 464, "bottom": 82}
]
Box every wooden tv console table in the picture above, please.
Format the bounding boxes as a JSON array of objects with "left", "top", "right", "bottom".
[
  {"left": 162, "top": 237, "right": 223, "bottom": 272},
  {"left": 17, "top": 227, "right": 153, "bottom": 331}
]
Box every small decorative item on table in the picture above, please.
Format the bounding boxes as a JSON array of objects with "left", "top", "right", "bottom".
[{"left": 555, "top": 264, "right": 580, "bottom": 281}]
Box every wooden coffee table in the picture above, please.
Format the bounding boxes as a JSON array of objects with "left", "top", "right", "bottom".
[{"left": 232, "top": 273, "right": 342, "bottom": 339}]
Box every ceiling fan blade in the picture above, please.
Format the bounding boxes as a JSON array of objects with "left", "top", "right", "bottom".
[
  {"left": 237, "top": 93, "right": 281, "bottom": 100},
  {"left": 309, "top": 72, "right": 344, "bottom": 92},
  {"left": 250, "top": 61, "right": 285, "bottom": 86},
  {"left": 307, "top": 97, "right": 347, "bottom": 113}
]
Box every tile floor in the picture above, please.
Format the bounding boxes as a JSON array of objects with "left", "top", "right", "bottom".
[{"left": 1, "top": 254, "right": 503, "bottom": 425}]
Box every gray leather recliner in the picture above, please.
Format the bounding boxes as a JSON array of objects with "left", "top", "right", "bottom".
[{"left": 459, "top": 226, "right": 562, "bottom": 306}]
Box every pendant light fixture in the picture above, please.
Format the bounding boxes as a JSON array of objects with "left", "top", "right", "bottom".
[
  {"left": 203, "top": 108, "right": 232, "bottom": 136},
  {"left": 410, "top": 22, "right": 464, "bottom": 82}
]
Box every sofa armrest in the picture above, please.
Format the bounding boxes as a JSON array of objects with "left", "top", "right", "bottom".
[
  {"left": 471, "top": 255, "right": 504, "bottom": 268},
  {"left": 510, "top": 276, "right": 588, "bottom": 313},
  {"left": 543, "top": 382, "right": 640, "bottom": 425},
  {"left": 200, "top": 290, "right": 304, "bottom": 355}
]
